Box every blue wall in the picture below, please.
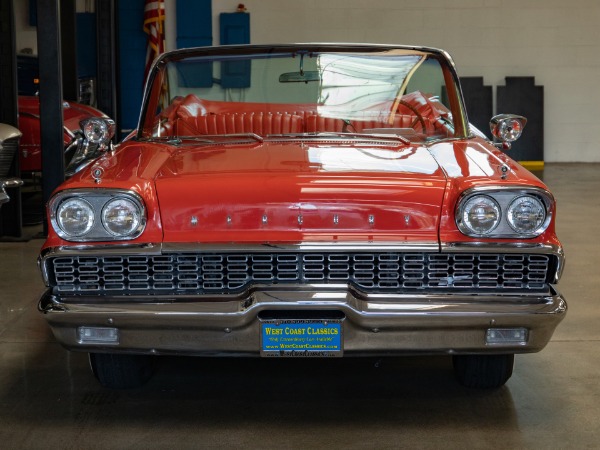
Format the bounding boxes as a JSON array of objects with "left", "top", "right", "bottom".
[
  {"left": 220, "top": 12, "right": 250, "bottom": 88},
  {"left": 116, "top": 0, "right": 213, "bottom": 138},
  {"left": 176, "top": 0, "right": 212, "bottom": 48}
]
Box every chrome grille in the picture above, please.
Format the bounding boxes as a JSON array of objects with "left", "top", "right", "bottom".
[
  {"left": 0, "top": 137, "right": 19, "bottom": 178},
  {"left": 49, "top": 252, "right": 554, "bottom": 295}
]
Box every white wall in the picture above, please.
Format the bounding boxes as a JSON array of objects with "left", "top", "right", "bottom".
[
  {"left": 13, "top": 0, "right": 37, "bottom": 54},
  {"left": 13, "top": 0, "right": 598, "bottom": 161},
  {"left": 212, "top": 0, "right": 600, "bottom": 163}
]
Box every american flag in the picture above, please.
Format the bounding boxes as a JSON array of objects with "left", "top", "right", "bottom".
[{"left": 143, "top": 0, "right": 166, "bottom": 81}]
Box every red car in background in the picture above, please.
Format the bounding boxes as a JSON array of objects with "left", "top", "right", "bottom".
[
  {"left": 16, "top": 54, "right": 108, "bottom": 183},
  {"left": 18, "top": 96, "right": 107, "bottom": 180}
]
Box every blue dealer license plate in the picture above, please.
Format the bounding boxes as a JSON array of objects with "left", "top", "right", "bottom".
[{"left": 260, "top": 319, "right": 343, "bottom": 357}]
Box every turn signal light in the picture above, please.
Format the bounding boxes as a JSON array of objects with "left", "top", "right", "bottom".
[
  {"left": 78, "top": 326, "right": 119, "bottom": 344},
  {"left": 486, "top": 328, "right": 528, "bottom": 345}
]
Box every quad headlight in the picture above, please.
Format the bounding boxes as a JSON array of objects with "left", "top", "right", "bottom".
[
  {"left": 102, "top": 198, "right": 143, "bottom": 237},
  {"left": 56, "top": 198, "right": 95, "bottom": 237},
  {"left": 456, "top": 188, "right": 552, "bottom": 238},
  {"left": 459, "top": 195, "right": 500, "bottom": 235},
  {"left": 507, "top": 195, "right": 546, "bottom": 234},
  {"left": 50, "top": 190, "right": 146, "bottom": 241}
]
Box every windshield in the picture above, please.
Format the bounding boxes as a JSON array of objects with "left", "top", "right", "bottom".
[{"left": 140, "top": 47, "right": 466, "bottom": 142}]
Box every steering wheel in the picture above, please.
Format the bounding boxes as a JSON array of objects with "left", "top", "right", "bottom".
[{"left": 398, "top": 100, "right": 427, "bottom": 134}]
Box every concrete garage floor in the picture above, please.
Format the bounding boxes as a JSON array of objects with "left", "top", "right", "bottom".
[{"left": 0, "top": 163, "right": 598, "bottom": 449}]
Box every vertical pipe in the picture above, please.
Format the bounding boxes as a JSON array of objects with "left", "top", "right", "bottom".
[
  {"left": 0, "top": 0, "right": 22, "bottom": 237},
  {"left": 37, "top": 0, "right": 65, "bottom": 235},
  {"left": 95, "top": 0, "right": 118, "bottom": 129},
  {"left": 60, "top": 0, "right": 78, "bottom": 102}
]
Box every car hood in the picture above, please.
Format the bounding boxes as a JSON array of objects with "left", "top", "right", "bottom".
[
  {"left": 154, "top": 141, "right": 447, "bottom": 243},
  {"left": 17, "top": 96, "right": 106, "bottom": 133}
]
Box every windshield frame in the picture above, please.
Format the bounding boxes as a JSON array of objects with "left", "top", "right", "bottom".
[{"left": 137, "top": 43, "right": 470, "bottom": 142}]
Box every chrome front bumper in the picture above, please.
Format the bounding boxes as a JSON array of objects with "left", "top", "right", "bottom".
[{"left": 38, "top": 286, "right": 567, "bottom": 357}]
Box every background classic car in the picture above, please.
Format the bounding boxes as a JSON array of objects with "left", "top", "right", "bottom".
[
  {"left": 0, "top": 123, "right": 23, "bottom": 208},
  {"left": 16, "top": 54, "right": 109, "bottom": 183},
  {"left": 18, "top": 96, "right": 107, "bottom": 179},
  {"left": 37, "top": 44, "right": 566, "bottom": 390}
]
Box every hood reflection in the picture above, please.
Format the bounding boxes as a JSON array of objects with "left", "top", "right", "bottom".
[{"left": 308, "top": 146, "right": 437, "bottom": 174}]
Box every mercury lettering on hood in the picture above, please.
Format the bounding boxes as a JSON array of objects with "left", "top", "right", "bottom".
[{"left": 154, "top": 141, "right": 447, "bottom": 244}]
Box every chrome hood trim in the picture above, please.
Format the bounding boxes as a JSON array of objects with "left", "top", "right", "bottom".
[{"left": 162, "top": 242, "right": 441, "bottom": 253}]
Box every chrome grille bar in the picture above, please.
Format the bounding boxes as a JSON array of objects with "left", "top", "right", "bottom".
[
  {"left": 0, "top": 137, "right": 19, "bottom": 178},
  {"left": 48, "top": 252, "right": 555, "bottom": 296}
]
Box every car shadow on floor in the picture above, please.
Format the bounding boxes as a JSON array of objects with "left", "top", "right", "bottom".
[{"left": 0, "top": 346, "right": 523, "bottom": 447}]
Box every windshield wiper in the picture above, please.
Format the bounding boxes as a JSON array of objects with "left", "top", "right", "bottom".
[
  {"left": 178, "top": 133, "right": 264, "bottom": 144},
  {"left": 327, "top": 132, "right": 410, "bottom": 144},
  {"left": 141, "top": 136, "right": 214, "bottom": 145},
  {"left": 268, "top": 132, "right": 410, "bottom": 145},
  {"left": 145, "top": 134, "right": 265, "bottom": 145}
]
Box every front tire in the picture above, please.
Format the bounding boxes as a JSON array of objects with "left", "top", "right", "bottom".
[
  {"left": 453, "top": 354, "right": 514, "bottom": 389},
  {"left": 89, "top": 353, "right": 155, "bottom": 389}
]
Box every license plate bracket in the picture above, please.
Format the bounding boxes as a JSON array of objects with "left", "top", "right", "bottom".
[{"left": 260, "top": 319, "right": 343, "bottom": 357}]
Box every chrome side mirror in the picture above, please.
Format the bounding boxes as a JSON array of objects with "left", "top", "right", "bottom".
[
  {"left": 489, "top": 114, "right": 527, "bottom": 150},
  {"left": 81, "top": 117, "right": 116, "bottom": 148},
  {"left": 65, "top": 118, "right": 116, "bottom": 177}
]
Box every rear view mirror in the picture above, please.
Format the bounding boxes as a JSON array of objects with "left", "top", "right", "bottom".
[{"left": 279, "top": 71, "right": 320, "bottom": 83}]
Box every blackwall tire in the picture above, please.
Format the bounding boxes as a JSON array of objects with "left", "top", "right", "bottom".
[
  {"left": 89, "top": 353, "right": 155, "bottom": 389},
  {"left": 453, "top": 354, "right": 514, "bottom": 389}
]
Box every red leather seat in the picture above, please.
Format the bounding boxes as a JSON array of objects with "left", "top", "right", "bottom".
[
  {"left": 177, "top": 112, "right": 305, "bottom": 136},
  {"left": 305, "top": 114, "right": 434, "bottom": 134},
  {"left": 159, "top": 92, "right": 449, "bottom": 138}
]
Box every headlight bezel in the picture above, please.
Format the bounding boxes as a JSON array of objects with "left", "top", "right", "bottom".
[
  {"left": 49, "top": 189, "right": 146, "bottom": 242},
  {"left": 455, "top": 186, "right": 553, "bottom": 239}
]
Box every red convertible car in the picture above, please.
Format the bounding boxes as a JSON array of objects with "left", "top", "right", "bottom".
[{"left": 37, "top": 44, "right": 566, "bottom": 389}]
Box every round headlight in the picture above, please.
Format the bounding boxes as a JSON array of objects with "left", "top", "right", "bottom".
[
  {"left": 57, "top": 198, "right": 95, "bottom": 237},
  {"left": 460, "top": 195, "right": 501, "bottom": 235},
  {"left": 101, "top": 197, "right": 142, "bottom": 237},
  {"left": 507, "top": 195, "right": 546, "bottom": 234}
]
